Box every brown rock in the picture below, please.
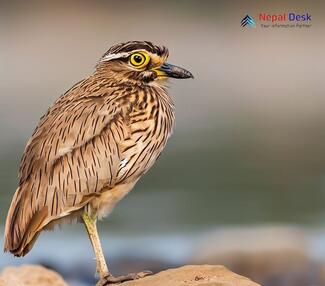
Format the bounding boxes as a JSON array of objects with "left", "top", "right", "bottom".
[
  {"left": 0, "top": 265, "right": 68, "bottom": 286},
  {"left": 121, "top": 265, "right": 261, "bottom": 286},
  {"left": 0, "top": 264, "right": 260, "bottom": 286}
]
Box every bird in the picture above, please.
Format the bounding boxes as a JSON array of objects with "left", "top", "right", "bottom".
[{"left": 4, "top": 41, "right": 193, "bottom": 285}]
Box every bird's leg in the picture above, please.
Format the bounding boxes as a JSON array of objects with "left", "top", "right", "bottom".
[
  {"left": 82, "top": 213, "right": 110, "bottom": 278},
  {"left": 82, "top": 212, "right": 152, "bottom": 285}
]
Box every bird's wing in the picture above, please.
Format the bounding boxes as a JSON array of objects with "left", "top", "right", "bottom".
[{"left": 5, "top": 80, "right": 132, "bottom": 256}]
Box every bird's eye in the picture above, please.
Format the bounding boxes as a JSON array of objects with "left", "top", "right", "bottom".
[{"left": 130, "top": 52, "right": 150, "bottom": 69}]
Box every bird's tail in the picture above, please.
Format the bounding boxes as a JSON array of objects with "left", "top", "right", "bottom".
[{"left": 4, "top": 186, "right": 48, "bottom": 257}]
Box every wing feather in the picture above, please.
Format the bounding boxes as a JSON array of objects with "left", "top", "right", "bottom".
[{"left": 4, "top": 78, "right": 133, "bottom": 256}]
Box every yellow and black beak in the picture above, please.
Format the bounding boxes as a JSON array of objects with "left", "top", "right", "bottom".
[{"left": 156, "top": 63, "right": 194, "bottom": 79}]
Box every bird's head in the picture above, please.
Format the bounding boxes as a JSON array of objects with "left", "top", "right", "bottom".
[{"left": 96, "top": 41, "right": 193, "bottom": 84}]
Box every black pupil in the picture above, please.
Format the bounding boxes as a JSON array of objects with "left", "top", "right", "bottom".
[{"left": 134, "top": 55, "right": 143, "bottom": 64}]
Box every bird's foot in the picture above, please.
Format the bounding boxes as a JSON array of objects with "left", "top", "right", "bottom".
[{"left": 96, "top": 271, "right": 153, "bottom": 285}]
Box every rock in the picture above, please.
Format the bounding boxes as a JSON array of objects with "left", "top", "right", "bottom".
[
  {"left": 0, "top": 264, "right": 259, "bottom": 286},
  {"left": 121, "top": 265, "right": 260, "bottom": 286},
  {"left": 0, "top": 265, "right": 68, "bottom": 286}
]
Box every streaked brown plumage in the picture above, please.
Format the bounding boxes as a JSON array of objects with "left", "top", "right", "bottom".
[{"left": 4, "top": 40, "right": 193, "bottom": 285}]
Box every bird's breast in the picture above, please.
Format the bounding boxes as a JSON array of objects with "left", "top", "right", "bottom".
[{"left": 116, "top": 89, "right": 174, "bottom": 183}]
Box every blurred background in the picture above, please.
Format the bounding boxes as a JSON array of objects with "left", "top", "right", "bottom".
[{"left": 1, "top": 1, "right": 325, "bottom": 285}]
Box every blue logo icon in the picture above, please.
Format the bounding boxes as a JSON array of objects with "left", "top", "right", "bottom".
[{"left": 241, "top": 15, "right": 256, "bottom": 27}]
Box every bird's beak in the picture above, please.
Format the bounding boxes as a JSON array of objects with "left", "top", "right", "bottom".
[{"left": 155, "top": 63, "right": 194, "bottom": 79}]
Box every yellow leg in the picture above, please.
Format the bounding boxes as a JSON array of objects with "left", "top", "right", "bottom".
[
  {"left": 83, "top": 212, "right": 152, "bottom": 285},
  {"left": 82, "top": 213, "right": 110, "bottom": 279}
]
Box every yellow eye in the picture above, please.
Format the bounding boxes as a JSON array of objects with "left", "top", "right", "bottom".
[{"left": 130, "top": 52, "right": 150, "bottom": 69}]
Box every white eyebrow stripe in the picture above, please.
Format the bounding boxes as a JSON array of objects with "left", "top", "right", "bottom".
[
  {"left": 100, "top": 49, "right": 151, "bottom": 62},
  {"left": 101, "top": 52, "right": 130, "bottom": 62}
]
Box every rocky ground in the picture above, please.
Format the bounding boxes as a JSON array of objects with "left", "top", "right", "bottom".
[{"left": 0, "top": 264, "right": 260, "bottom": 286}]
